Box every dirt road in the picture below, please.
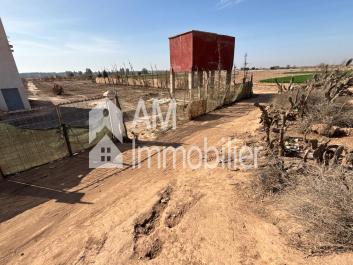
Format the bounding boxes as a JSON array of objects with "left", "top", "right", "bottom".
[{"left": 1, "top": 87, "right": 352, "bottom": 265}]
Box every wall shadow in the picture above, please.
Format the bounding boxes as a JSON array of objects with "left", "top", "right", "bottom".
[{"left": 0, "top": 139, "right": 182, "bottom": 224}]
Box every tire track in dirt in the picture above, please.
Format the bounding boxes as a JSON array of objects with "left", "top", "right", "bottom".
[
  {"left": 131, "top": 184, "right": 203, "bottom": 260},
  {"left": 74, "top": 233, "right": 108, "bottom": 265},
  {"left": 132, "top": 186, "right": 172, "bottom": 260},
  {"left": 164, "top": 194, "right": 203, "bottom": 229}
]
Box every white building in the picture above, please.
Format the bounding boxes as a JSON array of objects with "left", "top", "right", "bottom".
[{"left": 0, "top": 18, "right": 30, "bottom": 111}]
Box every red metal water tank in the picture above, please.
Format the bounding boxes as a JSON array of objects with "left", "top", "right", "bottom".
[{"left": 169, "top": 30, "right": 235, "bottom": 72}]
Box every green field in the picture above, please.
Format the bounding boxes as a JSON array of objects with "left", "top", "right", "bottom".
[
  {"left": 260, "top": 74, "right": 314, "bottom": 84},
  {"left": 283, "top": 71, "right": 315, "bottom": 75}
]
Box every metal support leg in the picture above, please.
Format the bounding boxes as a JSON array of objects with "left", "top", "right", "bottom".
[
  {"left": 188, "top": 72, "right": 194, "bottom": 100},
  {"left": 197, "top": 71, "right": 203, "bottom": 100},
  {"left": 169, "top": 70, "right": 175, "bottom": 97}
]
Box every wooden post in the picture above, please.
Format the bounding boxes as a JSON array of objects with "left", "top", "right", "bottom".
[
  {"left": 188, "top": 71, "right": 194, "bottom": 100},
  {"left": 218, "top": 70, "right": 222, "bottom": 90},
  {"left": 197, "top": 71, "right": 203, "bottom": 100},
  {"left": 62, "top": 124, "right": 73, "bottom": 156},
  {"left": 226, "top": 70, "right": 232, "bottom": 86},
  {"left": 210, "top": 71, "right": 215, "bottom": 97},
  {"left": 55, "top": 106, "right": 72, "bottom": 156},
  {"left": 169, "top": 69, "right": 175, "bottom": 97},
  {"left": 279, "top": 113, "right": 288, "bottom": 156},
  {"left": 226, "top": 70, "right": 232, "bottom": 97},
  {"left": 115, "top": 94, "right": 130, "bottom": 142},
  {"left": 205, "top": 71, "right": 209, "bottom": 99}
]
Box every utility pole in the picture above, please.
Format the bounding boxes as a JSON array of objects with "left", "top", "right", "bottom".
[
  {"left": 243, "top": 53, "right": 248, "bottom": 83},
  {"left": 129, "top": 62, "right": 134, "bottom": 75}
]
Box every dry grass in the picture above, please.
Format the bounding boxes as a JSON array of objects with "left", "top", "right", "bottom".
[
  {"left": 273, "top": 89, "right": 353, "bottom": 134},
  {"left": 254, "top": 155, "right": 353, "bottom": 255},
  {"left": 303, "top": 93, "right": 353, "bottom": 128},
  {"left": 290, "top": 165, "right": 353, "bottom": 255}
]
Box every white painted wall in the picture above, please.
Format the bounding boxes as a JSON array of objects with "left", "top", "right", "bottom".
[{"left": 0, "top": 18, "right": 30, "bottom": 111}]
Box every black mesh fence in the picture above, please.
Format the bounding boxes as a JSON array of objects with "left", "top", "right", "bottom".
[
  {"left": 0, "top": 74, "right": 252, "bottom": 176},
  {"left": 0, "top": 97, "right": 107, "bottom": 176}
]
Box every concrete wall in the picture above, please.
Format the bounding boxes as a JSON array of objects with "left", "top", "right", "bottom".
[{"left": 0, "top": 18, "right": 30, "bottom": 111}]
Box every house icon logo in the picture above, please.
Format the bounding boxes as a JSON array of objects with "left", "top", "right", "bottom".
[
  {"left": 89, "top": 135, "right": 124, "bottom": 168},
  {"left": 89, "top": 97, "right": 126, "bottom": 169}
]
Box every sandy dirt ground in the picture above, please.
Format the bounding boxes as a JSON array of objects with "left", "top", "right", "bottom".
[
  {"left": 26, "top": 80, "right": 186, "bottom": 110},
  {"left": 24, "top": 68, "right": 317, "bottom": 107},
  {"left": 1, "top": 86, "right": 352, "bottom": 265}
]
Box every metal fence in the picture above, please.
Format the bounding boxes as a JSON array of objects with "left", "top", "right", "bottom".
[
  {"left": 0, "top": 75, "right": 253, "bottom": 176},
  {"left": 0, "top": 97, "right": 107, "bottom": 176}
]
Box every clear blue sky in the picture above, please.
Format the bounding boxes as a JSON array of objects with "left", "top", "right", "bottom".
[{"left": 1, "top": 0, "right": 353, "bottom": 72}]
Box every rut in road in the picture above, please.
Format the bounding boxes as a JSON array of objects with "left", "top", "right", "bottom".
[{"left": 132, "top": 186, "right": 173, "bottom": 260}]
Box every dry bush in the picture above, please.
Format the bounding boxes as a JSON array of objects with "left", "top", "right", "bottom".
[
  {"left": 304, "top": 93, "right": 353, "bottom": 128},
  {"left": 285, "top": 165, "right": 353, "bottom": 255},
  {"left": 256, "top": 151, "right": 292, "bottom": 194},
  {"left": 271, "top": 62, "right": 353, "bottom": 137},
  {"left": 52, "top": 83, "right": 64, "bottom": 95},
  {"left": 288, "top": 91, "right": 353, "bottom": 137},
  {"left": 273, "top": 89, "right": 353, "bottom": 129},
  {"left": 253, "top": 60, "right": 353, "bottom": 255},
  {"left": 254, "top": 157, "right": 353, "bottom": 255},
  {"left": 274, "top": 90, "right": 353, "bottom": 125}
]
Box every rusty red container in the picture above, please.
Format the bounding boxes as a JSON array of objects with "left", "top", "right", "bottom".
[{"left": 169, "top": 30, "right": 235, "bottom": 72}]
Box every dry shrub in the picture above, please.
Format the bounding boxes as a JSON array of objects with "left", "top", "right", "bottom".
[
  {"left": 304, "top": 91, "right": 353, "bottom": 127},
  {"left": 272, "top": 61, "right": 353, "bottom": 134},
  {"left": 272, "top": 87, "right": 305, "bottom": 110},
  {"left": 253, "top": 61, "right": 353, "bottom": 255},
  {"left": 287, "top": 165, "right": 353, "bottom": 255},
  {"left": 53, "top": 83, "right": 64, "bottom": 95},
  {"left": 256, "top": 151, "right": 293, "bottom": 194},
  {"left": 272, "top": 87, "right": 353, "bottom": 136},
  {"left": 255, "top": 159, "right": 353, "bottom": 255},
  {"left": 258, "top": 166, "right": 287, "bottom": 194}
]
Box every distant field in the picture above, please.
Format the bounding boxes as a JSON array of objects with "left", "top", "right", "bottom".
[{"left": 260, "top": 74, "right": 314, "bottom": 84}]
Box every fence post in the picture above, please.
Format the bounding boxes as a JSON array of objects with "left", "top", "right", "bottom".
[
  {"left": 210, "top": 71, "right": 215, "bottom": 92},
  {"left": 56, "top": 106, "right": 73, "bottom": 157},
  {"left": 114, "top": 94, "right": 130, "bottom": 142},
  {"left": 62, "top": 124, "right": 73, "bottom": 156},
  {"left": 205, "top": 71, "right": 209, "bottom": 100},
  {"left": 197, "top": 71, "right": 203, "bottom": 100},
  {"left": 170, "top": 70, "right": 175, "bottom": 97},
  {"left": 188, "top": 71, "right": 194, "bottom": 100}
]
